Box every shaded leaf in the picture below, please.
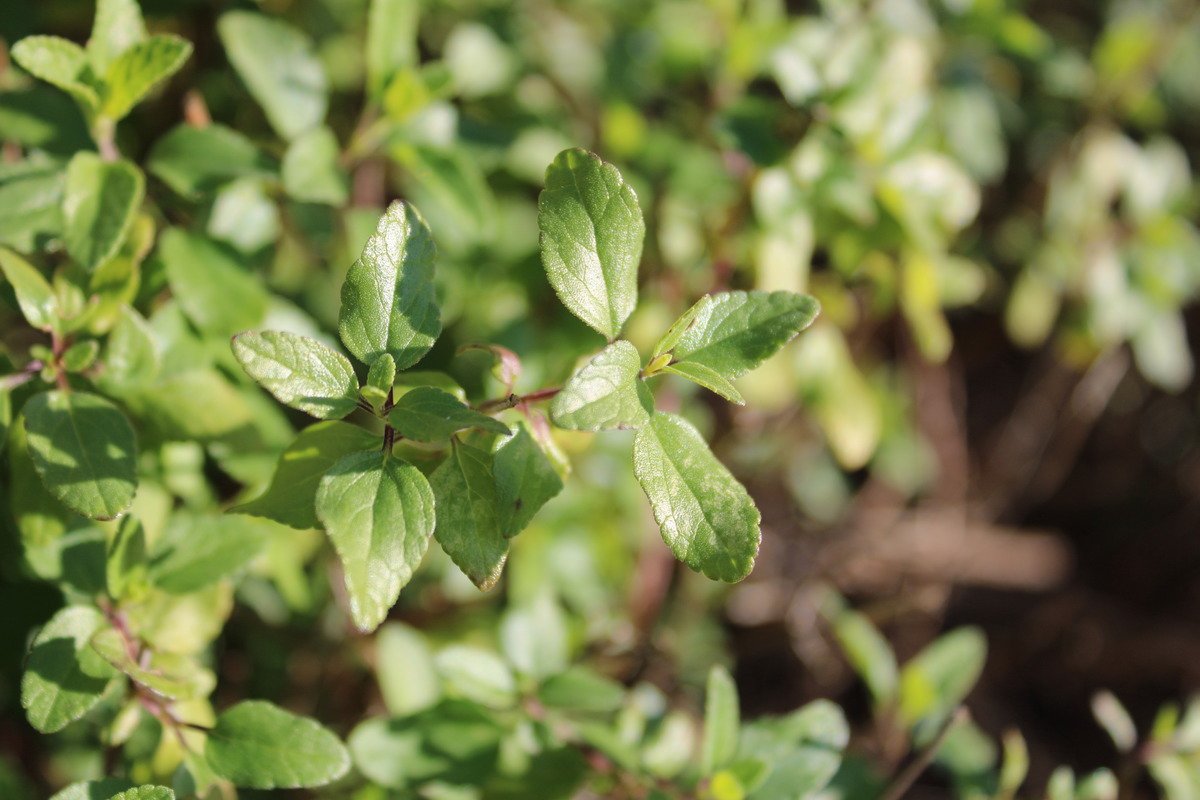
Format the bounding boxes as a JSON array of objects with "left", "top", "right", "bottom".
[
  {"left": 0, "top": 246, "right": 57, "bottom": 330},
  {"left": 20, "top": 606, "right": 117, "bottom": 733},
  {"left": 494, "top": 425, "right": 562, "bottom": 537},
  {"left": 63, "top": 153, "right": 144, "bottom": 272},
  {"left": 429, "top": 440, "right": 507, "bottom": 590},
  {"left": 387, "top": 386, "right": 510, "bottom": 442}
]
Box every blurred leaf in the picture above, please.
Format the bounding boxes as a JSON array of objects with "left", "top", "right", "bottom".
[
  {"left": 147, "top": 124, "right": 272, "bottom": 199},
  {"left": 87, "top": 0, "right": 146, "bottom": 72},
  {"left": 538, "top": 666, "right": 626, "bottom": 714},
  {"left": 206, "top": 700, "right": 350, "bottom": 789},
  {"left": 500, "top": 592, "right": 568, "bottom": 680},
  {"left": 10, "top": 36, "right": 101, "bottom": 112},
  {"left": 105, "top": 514, "right": 146, "bottom": 600},
  {"left": 435, "top": 645, "right": 517, "bottom": 709},
  {"left": 0, "top": 163, "right": 65, "bottom": 251},
  {"left": 159, "top": 228, "right": 267, "bottom": 336},
  {"left": 63, "top": 153, "right": 144, "bottom": 272},
  {"left": 1092, "top": 691, "right": 1138, "bottom": 753},
  {"left": 899, "top": 627, "right": 987, "bottom": 727},
  {"left": 701, "top": 666, "right": 740, "bottom": 776},
  {"left": 20, "top": 605, "right": 117, "bottom": 733},
  {"left": 148, "top": 513, "right": 271, "bottom": 593},
  {"left": 736, "top": 700, "right": 848, "bottom": 800},
  {"left": 0, "top": 246, "right": 57, "bottom": 330},
  {"left": 282, "top": 126, "right": 348, "bottom": 206},
  {"left": 366, "top": 0, "right": 419, "bottom": 97},
  {"left": 376, "top": 623, "right": 440, "bottom": 715},
  {"left": 100, "top": 35, "right": 191, "bottom": 121}
]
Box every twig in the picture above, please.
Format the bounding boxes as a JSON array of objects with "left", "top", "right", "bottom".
[{"left": 881, "top": 707, "right": 970, "bottom": 800}]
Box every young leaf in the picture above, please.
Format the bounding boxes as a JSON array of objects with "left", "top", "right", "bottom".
[
  {"left": 101, "top": 34, "right": 192, "bottom": 121},
  {"left": 206, "top": 700, "right": 351, "bottom": 789},
  {"left": 494, "top": 425, "right": 563, "bottom": 537},
  {"left": 147, "top": 514, "right": 271, "bottom": 593},
  {"left": 236, "top": 421, "right": 380, "bottom": 529},
  {"left": 217, "top": 11, "right": 328, "bottom": 141},
  {"left": 662, "top": 362, "right": 744, "bottom": 405},
  {"left": 20, "top": 606, "right": 118, "bottom": 733},
  {"left": 822, "top": 598, "right": 899, "bottom": 708},
  {"left": 281, "top": 126, "right": 348, "bottom": 205},
  {"left": 898, "top": 627, "right": 986, "bottom": 726},
  {"left": 24, "top": 390, "right": 138, "bottom": 520},
  {"left": 106, "top": 513, "right": 146, "bottom": 599},
  {"left": 63, "top": 153, "right": 144, "bottom": 272},
  {"left": 386, "top": 386, "right": 510, "bottom": 442},
  {"left": 429, "top": 440, "right": 508, "bottom": 590},
  {"left": 147, "top": 124, "right": 272, "bottom": 199},
  {"left": 338, "top": 201, "right": 441, "bottom": 370},
  {"left": 700, "top": 666, "right": 740, "bottom": 776},
  {"left": 538, "top": 148, "right": 644, "bottom": 340},
  {"left": 87, "top": 0, "right": 147, "bottom": 72},
  {"left": 661, "top": 291, "right": 819, "bottom": 383},
  {"left": 0, "top": 246, "right": 57, "bottom": 330},
  {"left": 362, "top": 353, "right": 396, "bottom": 406},
  {"left": 61, "top": 340, "right": 99, "bottom": 372},
  {"left": 550, "top": 340, "right": 652, "bottom": 431},
  {"left": 10, "top": 36, "right": 101, "bottom": 112},
  {"left": 316, "top": 450, "right": 436, "bottom": 633},
  {"left": 232, "top": 330, "right": 360, "bottom": 420},
  {"left": 159, "top": 228, "right": 267, "bottom": 336},
  {"left": 632, "top": 412, "right": 760, "bottom": 582}
]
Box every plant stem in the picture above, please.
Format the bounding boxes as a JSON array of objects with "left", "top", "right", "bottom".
[
  {"left": 476, "top": 385, "right": 562, "bottom": 414},
  {"left": 880, "top": 707, "right": 969, "bottom": 800}
]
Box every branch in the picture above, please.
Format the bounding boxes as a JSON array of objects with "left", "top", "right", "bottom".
[{"left": 881, "top": 707, "right": 970, "bottom": 800}]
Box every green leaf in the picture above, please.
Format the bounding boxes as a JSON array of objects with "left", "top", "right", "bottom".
[
  {"left": 89, "top": 628, "right": 208, "bottom": 700},
  {"left": 316, "top": 450, "right": 436, "bottom": 633},
  {"left": 549, "top": 340, "right": 652, "bottom": 431},
  {"left": 159, "top": 228, "right": 267, "bottom": 336},
  {"left": 49, "top": 779, "right": 135, "bottom": 800},
  {"left": 106, "top": 514, "right": 146, "bottom": 599},
  {"left": 366, "top": 0, "right": 419, "bottom": 97},
  {"left": 232, "top": 331, "right": 359, "bottom": 420},
  {"left": 362, "top": 353, "right": 396, "bottom": 406},
  {"left": 386, "top": 386, "right": 510, "bottom": 442},
  {"left": 898, "top": 627, "right": 986, "bottom": 727},
  {"left": 494, "top": 425, "right": 563, "bottom": 537},
  {"left": 429, "top": 440, "right": 508, "bottom": 590},
  {"left": 147, "top": 513, "right": 271, "bottom": 593},
  {"left": 0, "top": 246, "right": 57, "bottom": 330},
  {"left": 10, "top": 36, "right": 101, "bottom": 112},
  {"left": 20, "top": 605, "right": 118, "bottom": 733},
  {"left": 538, "top": 148, "right": 644, "bottom": 340},
  {"left": 500, "top": 593, "right": 568, "bottom": 680},
  {"left": 95, "top": 305, "right": 159, "bottom": 395},
  {"left": 632, "top": 412, "right": 760, "bottom": 582},
  {"left": 435, "top": 645, "right": 517, "bottom": 709},
  {"left": 660, "top": 291, "right": 819, "bottom": 382},
  {"left": 701, "top": 666, "right": 740, "bottom": 776},
  {"left": 642, "top": 712, "right": 696, "bottom": 778},
  {"left": 376, "top": 622, "right": 440, "bottom": 715},
  {"left": 662, "top": 362, "right": 744, "bottom": 405},
  {"left": 101, "top": 34, "right": 192, "bottom": 121},
  {"left": 87, "top": 0, "right": 147, "bottom": 72},
  {"left": 338, "top": 200, "right": 441, "bottom": 369},
  {"left": 206, "top": 700, "right": 351, "bottom": 789},
  {"left": 63, "top": 153, "right": 144, "bottom": 272},
  {"left": 538, "top": 666, "right": 626, "bottom": 714},
  {"left": 822, "top": 597, "right": 899, "bottom": 708},
  {"left": 147, "top": 124, "right": 272, "bottom": 199},
  {"left": 61, "top": 340, "right": 99, "bottom": 372},
  {"left": 736, "top": 700, "right": 848, "bottom": 800},
  {"left": 108, "top": 789, "right": 174, "bottom": 800},
  {"left": 207, "top": 177, "right": 279, "bottom": 254},
  {"left": 281, "top": 125, "right": 348, "bottom": 205},
  {"left": 236, "top": 420, "right": 380, "bottom": 529},
  {"left": 0, "top": 163, "right": 65, "bottom": 252},
  {"left": 396, "top": 144, "right": 496, "bottom": 247},
  {"left": 24, "top": 390, "right": 137, "bottom": 520},
  {"left": 217, "top": 11, "right": 328, "bottom": 141}
]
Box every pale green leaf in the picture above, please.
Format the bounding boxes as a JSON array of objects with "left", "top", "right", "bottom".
[
  {"left": 95, "top": 305, "right": 159, "bottom": 395},
  {"left": 663, "top": 362, "right": 744, "bottom": 405},
  {"left": 281, "top": 125, "right": 348, "bottom": 205},
  {"left": 538, "top": 148, "right": 644, "bottom": 340},
  {"left": 338, "top": 200, "right": 441, "bottom": 369},
  {"left": 500, "top": 593, "right": 568, "bottom": 680},
  {"left": 376, "top": 622, "right": 440, "bottom": 715},
  {"left": 236, "top": 420, "right": 379, "bottom": 529},
  {"left": 494, "top": 425, "right": 562, "bottom": 537},
  {"left": 0, "top": 164, "right": 65, "bottom": 252},
  {"left": 218, "top": 11, "right": 328, "bottom": 141},
  {"left": 63, "top": 153, "right": 144, "bottom": 272},
  {"left": 147, "top": 124, "right": 272, "bottom": 199},
  {"left": 20, "top": 606, "right": 118, "bottom": 733},
  {"left": 397, "top": 144, "right": 496, "bottom": 247},
  {"left": 386, "top": 386, "right": 510, "bottom": 442},
  {"left": 632, "top": 412, "right": 760, "bottom": 582},
  {"left": 435, "top": 645, "right": 517, "bottom": 709},
  {"left": 737, "top": 700, "right": 848, "bottom": 800},
  {"left": 701, "top": 666, "right": 740, "bottom": 776},
  {"left": 101, "top": 34, "right": 192, "bottom": 121},
  {"left": 10, "top": 36, "right": 101, "bottom": 111},
  {"left": 206, "top": 700, "right": 351, "bottom": 789},
  {"left": 899, "top": 627, "right": 986, "bottom": 726},
  {"left": 549, "top": 340, "right": 652, "bottom": 431},
  {"left": 664, "top": 291, "right": 819, "bottom": 381},
  {"left": 206, "top": 177, "right": 279, "bottom": 253},
  {"left": 24, "top": 390, "right": 137, "bottom": 520},
  {"left": 538, "top": 666, "right": 626, "bottom": 714},
  {"left": 89, "top": 628, "right": 208, "bottom": 700},
  {"left": 0, "top": 246, "right": 57, "bottom": 330},
  {"left": 822, "top": 597, "right": 898, "bottom": 708},
  {"left": 105, "top": 513, "right": 146, "bottom": 599},
  {"left": 429, "top": 440, "right": 508, "bottom": 590},
  {"left": 642, "top": 712, "right": 696, "bottom": 778},
  {"left": 49, "top": 779, "right": 135, "bottom": 800},
  {"left": 316, "top": 450, "right": 435, "bottom": 632},
  {"left": 108, "top": 788, "right": 174, "bottom": 800},
  {"left": 366, "top": 0, "right": 419, "bottom": 97},
  {"left": 147, "top": 513, "right": 271, "bottom": 593},
  {"left": 159, "top": 228, "right": 267, "bottom": 336},
  {"left": 87, "top": 0, "right": 146, "bottom": 72},
  {"left": 232, "top": 330, "right": 359, "bottom": 420}
]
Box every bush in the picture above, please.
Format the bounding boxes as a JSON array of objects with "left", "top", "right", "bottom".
[{"left": 1, "top": 0, "right": 1198, "bottom": 798}]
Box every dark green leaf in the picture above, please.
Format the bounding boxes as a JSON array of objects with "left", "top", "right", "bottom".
[
  {"left": 206, "top": 700, "right": 351, "bottom": 789},
  {"left": 24, "top": 390, "right": 137, "bottom": 520},
  {"left": 316, "top": 450, "right": 436, "bottom": 632},
  {"left": 632, "top": 412, "right": 760, "bottom": 582},
  {"left": 538, "top": 148, "right": 643, "bottom": 340},
  {"left": 430, "top": 440, "right": 508, "bottom": 590},
  {"left": 494, "top": 425, "right": 562, "bottom": 537},
  {"left": 387, "top": 386, "right": 510, "bottom": 442}
]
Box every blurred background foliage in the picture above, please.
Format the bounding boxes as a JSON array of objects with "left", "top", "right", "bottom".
[{"left": 2, "top": 0, "right": 1200, "bottom": 797}]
